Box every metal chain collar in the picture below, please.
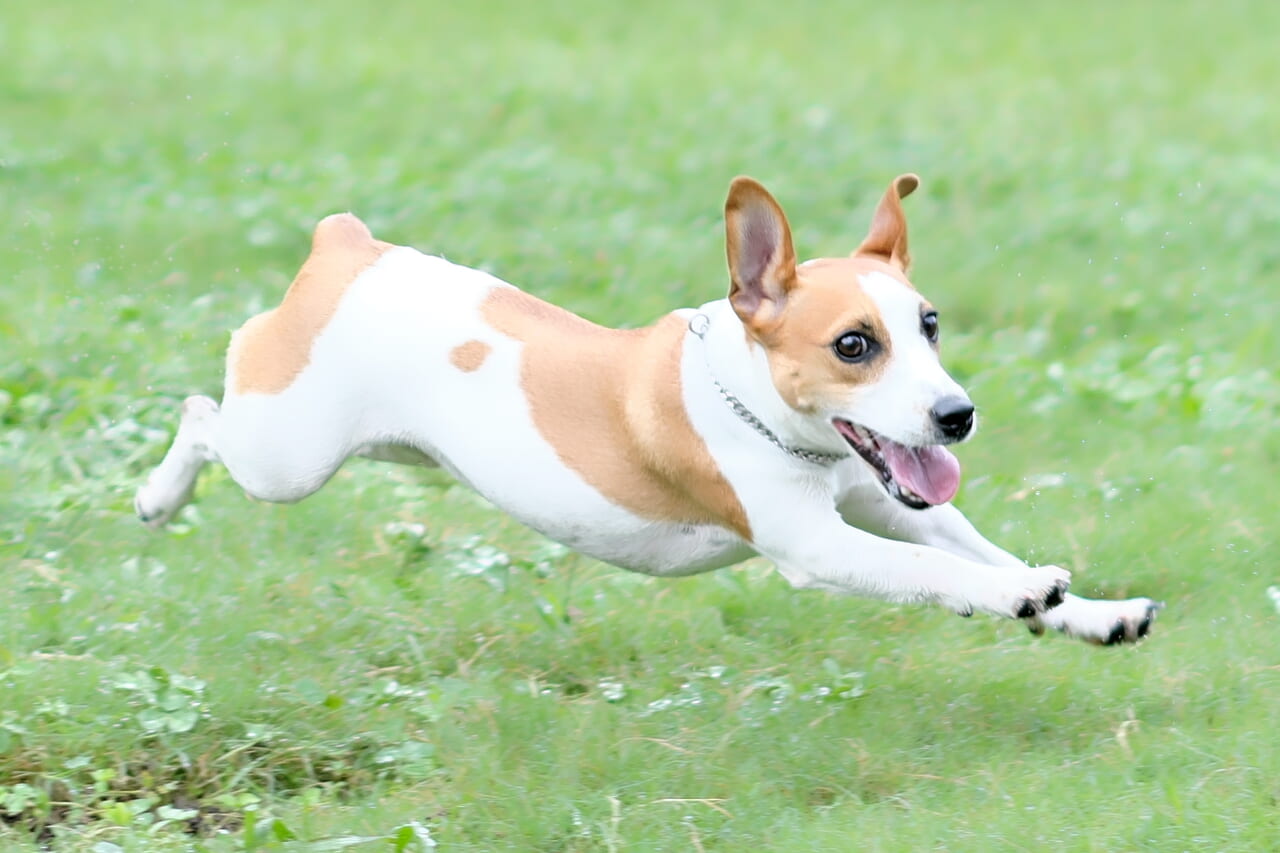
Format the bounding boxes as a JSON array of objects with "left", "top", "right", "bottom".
[{"left": 687, "top": 313, "right": 846, "bottom": 467}]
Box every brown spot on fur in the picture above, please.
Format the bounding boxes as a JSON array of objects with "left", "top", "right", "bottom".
[
  {"left": 481, "top": 288, "right": 751, "bottom": 541},
  {"left": 231, "top": 213, "right": 393, "bottom": 394},
  {"left": 756, "top": 257, "right": 897, "bottom": 412},
  {"left": 449, "top": 339, "right": 491, "bottom": 372}
]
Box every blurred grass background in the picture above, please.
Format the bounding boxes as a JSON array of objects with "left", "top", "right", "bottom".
[{"left": 2, "top": 0, "right": 1278, "bottom": 849}]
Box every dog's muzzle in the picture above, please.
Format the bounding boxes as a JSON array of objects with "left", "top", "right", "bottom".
[{"left": 930, "top": 395, "right": 975, "bottom": 442}]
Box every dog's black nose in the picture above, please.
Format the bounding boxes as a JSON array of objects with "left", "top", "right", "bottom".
[{"left": 930, "top": 395, "right": 975, "bottom": 440}]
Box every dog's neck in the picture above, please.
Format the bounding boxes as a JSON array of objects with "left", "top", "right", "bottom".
[{"left": 694, "top": 299, "right": 850, "bottom": 464}]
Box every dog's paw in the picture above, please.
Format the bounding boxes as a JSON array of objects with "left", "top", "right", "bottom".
[
  {"left": 954, "top": 565, "right": 1071, "bottom": 620},
  {"left": 134, "top": 480, "right": 192, "bottom": 529},
  {"left": 134, "top": 395, "right": 217, "bottom": 529},
  {"left": 1040, "top": 596, "right": 1163, "bottom": 645}
]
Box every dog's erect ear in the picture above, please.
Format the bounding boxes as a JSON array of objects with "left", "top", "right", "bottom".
[
  {"left": 725, "top": 177, "right": 798, "bottom": 327},
  {"left": 854, "top": 173, "right": 919, "bottom": 271}
]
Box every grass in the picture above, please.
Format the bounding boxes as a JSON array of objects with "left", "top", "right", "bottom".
[{"left": 3, "top": 0, "right": 1279, "bottom": 849}]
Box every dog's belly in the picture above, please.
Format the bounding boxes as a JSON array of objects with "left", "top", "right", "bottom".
[
  {"left": 408, "top": 438, "right": 755, "bottom": 575},
  {"left": 418, "top": 421, "right": 756, "bottom": 575},
  {"left": 514, "top": 514, "right": 755, "bottom": 576}
]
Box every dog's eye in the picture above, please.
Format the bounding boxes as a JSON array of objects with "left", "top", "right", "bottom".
[
  {"left": 833, "top": 332, "right": 872, "bottom": 362},
  {"left": 921, "top": 311, "right": 939, "bottom": 343}
]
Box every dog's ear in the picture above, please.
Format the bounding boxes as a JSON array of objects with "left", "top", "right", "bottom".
[
  {"left": 725, "top": 177, "right": 798, "bottom": 328},
  {"left": 854, "top": 173, "right": 919, "bottom": 271}
]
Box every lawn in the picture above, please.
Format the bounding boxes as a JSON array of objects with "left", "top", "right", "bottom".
[{"left": 3, "top": 0, "right": 1279, "bottom": 849}]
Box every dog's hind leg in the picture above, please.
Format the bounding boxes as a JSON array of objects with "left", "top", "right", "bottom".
[
  {"left": 136, "top": 386, "right": 365, "bottom": 527},
  {"left": 136, "top": 212, "right": 418, "bottom": 527},
  {"left": 135, "top": 394, "right": 222, "bottom": 528}
]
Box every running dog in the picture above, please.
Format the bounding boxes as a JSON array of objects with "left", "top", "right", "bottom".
[{"left": 136, "top": 175, "right": 1160, "bottom": 644}]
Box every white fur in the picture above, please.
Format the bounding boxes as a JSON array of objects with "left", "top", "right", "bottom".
[
  {"left": 137, "top": 248, "right": 1159, "bottom": 645},
  {"left": 850, "top": 271, "right": 970, "bottom": 445}
]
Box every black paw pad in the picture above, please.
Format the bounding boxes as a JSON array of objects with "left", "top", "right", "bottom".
[
  {"left": 1104, "top": 621, "right": 1127, "bottom": 646},
  {"left": 1137, "top": 617, "right": 1152, "bottom": 638},
  {"left": 1044, "top": 584, "right": 1065, "bottom": 609},
  {"left": 1015, "top": 599, "right": 1037, "bottom": 619}
]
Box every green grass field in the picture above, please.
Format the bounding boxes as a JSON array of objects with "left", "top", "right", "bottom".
[{"left": 3, "top": 0, "right": 1279, "bottom": 849}]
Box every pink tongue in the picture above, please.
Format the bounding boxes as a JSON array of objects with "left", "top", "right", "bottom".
[{"left": 881, "top": 443, "right": 961, "bottom": 505}]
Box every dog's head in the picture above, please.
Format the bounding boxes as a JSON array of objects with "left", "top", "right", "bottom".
[{"left": 724, "top": 175, "right": 972, "bottom": 509}]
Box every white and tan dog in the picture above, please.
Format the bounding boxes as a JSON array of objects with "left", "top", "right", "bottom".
[{"left": 136, "top": 175, "right": 1160, "bottom": 645}]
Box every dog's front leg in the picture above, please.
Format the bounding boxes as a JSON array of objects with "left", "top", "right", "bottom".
[
  {"left": 836, "top": 481, "right": 1025, "bottom": 567},
  {"left": 747, "top": 488, "right": 1070, "bottom": 621},
  {"left": 835, "top": 483, "right": 1161, "bottom": 644}
]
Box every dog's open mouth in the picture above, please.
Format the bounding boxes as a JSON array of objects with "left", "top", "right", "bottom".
[{"left": 833, "top": 419, "right": 961, "bottom": 509}]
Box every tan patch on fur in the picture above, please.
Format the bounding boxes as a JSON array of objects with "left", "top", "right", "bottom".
[
  {"left": 855, "top": 173, "right": 919, "bottom": 271},
  {"left": 232, "top": 213, "right": 393, "bottom": 394},
  {"left": 481, "top": 288, "right": 751, "bottom": 541},
  {"left": 449, "top": 339, "right": 491, "bottom": 372},
  {"left": 805, "top": 255, "right": 916, "bottom": 290},
  {"left": 755, "top": 256, "right": 900, "bottom": 412}
]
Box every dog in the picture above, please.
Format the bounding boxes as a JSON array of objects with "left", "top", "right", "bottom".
[{"left": 136, "top": 174, "right": 1160, "bottom": 645}]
